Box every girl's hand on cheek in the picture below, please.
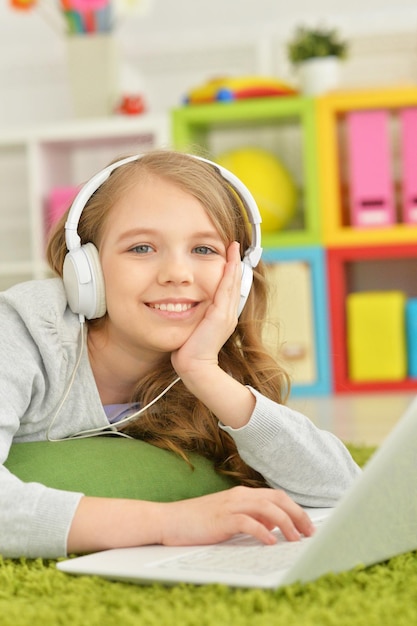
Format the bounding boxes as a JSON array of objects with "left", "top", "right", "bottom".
[
  {"left": 171, "top": 241, "right": 241, "bottom": 380},
  {"left": 170, "top": 241, "right": 255, "bottom": 429}
]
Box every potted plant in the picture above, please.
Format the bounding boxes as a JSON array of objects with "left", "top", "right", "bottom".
[{"left": 287, "top": 25, "right": 348, "bottom": 95}]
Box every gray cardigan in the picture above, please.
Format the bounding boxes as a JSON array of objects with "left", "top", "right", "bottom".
[{"left": 0, "top": 279, "right": 360, "bottom": 558}]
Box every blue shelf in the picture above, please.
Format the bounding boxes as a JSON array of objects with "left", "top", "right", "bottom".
[{"left": 263, "top": 246, "right": 332, "bottom": 397}]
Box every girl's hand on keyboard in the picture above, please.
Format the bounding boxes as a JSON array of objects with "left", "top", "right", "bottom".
[{"left": 156, "top": 486, "right": 315, "bottom": 546}]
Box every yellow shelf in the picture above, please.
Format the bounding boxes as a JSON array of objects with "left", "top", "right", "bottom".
[{"left": 317, "top": 87, "right": 417, "bottom": 247}]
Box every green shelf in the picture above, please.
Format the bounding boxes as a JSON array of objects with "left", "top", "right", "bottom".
[{"left": 171, "top": 96, "right": 321, "bottom": 246}]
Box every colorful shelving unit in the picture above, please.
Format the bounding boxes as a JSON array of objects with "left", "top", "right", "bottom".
[
  {"left": 318, "top": 87, "right": 417, "bottom": 393},
  {"left": 172, "top": 88, "right": 417, "bottom": 396}
]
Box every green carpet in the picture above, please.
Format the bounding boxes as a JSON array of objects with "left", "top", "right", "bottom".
[{"left": 2, "top": 444, "right": 416, "bottom": 626}]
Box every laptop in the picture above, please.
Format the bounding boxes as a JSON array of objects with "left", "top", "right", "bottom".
[{"left": 57, "top": 396, "right": 417, "bottom": 589}]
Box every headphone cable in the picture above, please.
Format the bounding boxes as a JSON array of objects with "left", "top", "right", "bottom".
[{"left": 47, "top": 320, "right": 181, "bottom": 441}]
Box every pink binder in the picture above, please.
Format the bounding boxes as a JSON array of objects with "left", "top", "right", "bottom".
[
  {"left": 400, "top": 107, "right": 417, "bottom": 224},
  {"left": 346, "top": 110, "right": 395, "bottom": 228}
]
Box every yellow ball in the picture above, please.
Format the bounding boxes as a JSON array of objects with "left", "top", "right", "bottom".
[{"left": 216, "top": 147, "right": 297, "bottom": 232}]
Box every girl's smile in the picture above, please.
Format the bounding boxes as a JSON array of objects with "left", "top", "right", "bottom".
[{"left": 146, "top": 299, "right": 197, "bottom": 315}]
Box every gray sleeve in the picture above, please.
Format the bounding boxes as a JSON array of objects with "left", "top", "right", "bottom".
[
  {"left": 0, "top": 464, "right": 83, "bottom": 558},
  {"left": 0, "top": 385, "right": 84, "bottom": 558},
  {"left": 219, "top": 386, "right": 361, "bottom": 507},
  {"left": 0, "top": 298, "right": 83, "bottom": 558}
]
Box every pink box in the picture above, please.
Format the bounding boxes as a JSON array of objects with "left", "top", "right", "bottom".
[
  {"left": 46, "top": 186, "right": 79, "bottom": 231},
  {"left": 400, "top": 107, "right": 417, "bottom": 224},
  {"left": 346, "top": 110, "right": 395, "bottom": 228}
]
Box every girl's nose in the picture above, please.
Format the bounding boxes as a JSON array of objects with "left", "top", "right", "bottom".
[{"left": 157, "top": 254, "right": 194, "bottom": 285}]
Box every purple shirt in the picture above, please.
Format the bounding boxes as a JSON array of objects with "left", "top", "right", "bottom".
[{"left": 103, "top": 403, "right": 140, "bottom": 424}]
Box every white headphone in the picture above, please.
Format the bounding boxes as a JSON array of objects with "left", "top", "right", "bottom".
[{"left": 63, "top": 153, "right": 263, "bottom": 320}]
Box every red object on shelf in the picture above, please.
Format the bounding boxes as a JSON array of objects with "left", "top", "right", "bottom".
[
  {"left": 327, "top": 243, "right": 417, "bottom": 393},
  {"left": 116, "top": 94, "right": 146, "bottom": 116}
]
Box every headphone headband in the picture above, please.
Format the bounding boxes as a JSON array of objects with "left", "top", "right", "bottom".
[
  {"left": 65, "top": 155, "right": 141, "bottom": 252},
  {"left": 63, "top": 152, "right": 263, "bottom": 320}
]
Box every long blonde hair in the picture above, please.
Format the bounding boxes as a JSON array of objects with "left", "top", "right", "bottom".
[{"left": 47, "top": 150, "right": 290, "bottom": 487}]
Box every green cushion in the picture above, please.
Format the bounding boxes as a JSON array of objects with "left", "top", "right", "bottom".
[{"left": 5, "top": 437, "right": 236, "bottom": 501}]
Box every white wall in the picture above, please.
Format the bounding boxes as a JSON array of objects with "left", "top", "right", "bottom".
[{"left": 1, "top": 0, "right": 417, "bottom": 127}]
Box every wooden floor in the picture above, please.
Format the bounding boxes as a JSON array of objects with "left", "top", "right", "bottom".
[{"left": 289, "top": 391, "right": 416, "bottom": 446}]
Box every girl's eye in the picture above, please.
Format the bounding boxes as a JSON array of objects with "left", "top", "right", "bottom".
[
  {"left": 193, "top": 245, "right": 216, "bottom": 255},
  {"left": 130, "top": 244, "right": 153, "bottom": 254}
]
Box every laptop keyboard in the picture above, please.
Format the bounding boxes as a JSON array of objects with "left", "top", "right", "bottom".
[{"left": 157, "top": 523, "right": 324, "bottom": 576}]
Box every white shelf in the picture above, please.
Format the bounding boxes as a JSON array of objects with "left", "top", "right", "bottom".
[
  {"left": 0, "top": 113, "right": 170, "bottom": 287},
  {"left": 0, "top": 114, "right": 171, "bottom": 145}
]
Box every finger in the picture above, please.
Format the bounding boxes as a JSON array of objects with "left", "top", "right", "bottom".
[
  {"left": 238, "top": 498, "right": 302, "bottom": 543},
  {"left": 230, "top": 488, "right": 315, "bottom": 540},
  {"left": 272, "top": 493, "right": 315, "bottom": 538},
  {"left": 227, "top": 240, "right": 242, "bottom": 265},
  {"left": 227, "top": 513, "right": 279, "bottom": 545},
  {"left": 221, "top": 241, "right": 241, "bottom": 315},
  {"left": 209, "top": 242, "right": 241, "bottom": 322},
  {"left": 275, "top": 498, "right": 315, "bottom": 540},
  {"left": 251, "top": 488, "right": 314, "bottom": 530}
]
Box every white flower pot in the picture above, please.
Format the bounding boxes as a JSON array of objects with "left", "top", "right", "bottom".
[{"left": 297, "top": 56, "right": 341, "bottom": 96}]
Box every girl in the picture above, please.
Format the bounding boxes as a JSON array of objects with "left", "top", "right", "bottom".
[{"left": 0, "top": 150, "right": 360, "bottom": 558}]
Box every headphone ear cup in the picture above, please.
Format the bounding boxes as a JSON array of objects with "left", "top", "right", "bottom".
[
  {"left": 63, "top": 242, "right": 106, "bottom": 320},
  {"left": 238, "top": 259, "right": 254, "bottom": 316}
]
